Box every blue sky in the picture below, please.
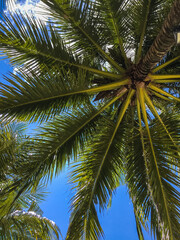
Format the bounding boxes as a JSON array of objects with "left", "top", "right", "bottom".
[
  {"left": 0, "top": 1, "right": 154, "bottom": 239},
  {"left": 40, "top": 171, "right": 148, "bottom": 240}
]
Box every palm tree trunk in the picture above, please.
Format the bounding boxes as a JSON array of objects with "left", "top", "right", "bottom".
[{"left": 136, "top": 0, "right": 180, "bottom": 79}]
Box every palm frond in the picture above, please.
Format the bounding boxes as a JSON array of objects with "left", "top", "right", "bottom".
[
  {"left": 137, "top": 88, "right": 180, "bottom": 239},
  {"left": 0, "top": 11, "right": 119, "bottom": 77},
  {"left": 0, "top": 209, "right": 60, "bottom": 240},
  {"left": 11, "top": 104, "right": 115, "bottom": 188},
  {"left": 149, "top": 84, "right": 180, "bottom": 102},
  {"left": 0, "top": 183, "right": 60, "bottom": 240},
  {"left": 134, "top": 0, "right": 151, "bottom": 62},
  {"left": 126, "top": 104, "right": 180, "bottom": 239},
  {"left": 67, "top": 118, "right": 127, "bottom": 240},
  {"left": 41, "top": 0, "right": 125, "bottom": 72},
  {"left": 0, "top": 67, "right": 129, "bottom": 122},
  {"left": 152, "top": 56, "right": 180, "bottom": 73},
  {"left": 98, "top": 0, "right": 129, "bottom": 66},
  {"left": 0, "top": 122, "right": 30, "bottom": 180},
  {"left": 0, "top": 68, "right": 90, "bottom": 122},
  {"left": 66, "top": 90, "right": 134, "bottom": 239}
]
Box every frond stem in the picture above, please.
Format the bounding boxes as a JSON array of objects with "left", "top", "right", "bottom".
[
  {"left": 152, "top": 56, "right": 180, "bottom": 73},
  {"left": 153, "top": 79, "right": 180, "bottom": 83},
  {"left": 138, "top": 87, "right": 173, "bottom": 239},
  {"left": 149, "top": 89, "right": 173, "bottom": 102},
  {"left": 149, "top": 84, "right": 180, "bottom": 102},
  {"left": 0, "top": 41, "right": 123, "bottom": 79},
  {"left": 1, "top": 79, "right": 130, "bottom": 109},
  {"left": 144, "top": 89, "right": 178, "bottom": 149},
  {"left": 151, "top": 75, "right": 180, "bottom": 80}
]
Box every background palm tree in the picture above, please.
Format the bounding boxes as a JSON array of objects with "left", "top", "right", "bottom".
[
  {"left": 0, "top": 0, "right": 179, "bottom": 239},
  {"left": 0, "top": 182, "right": 60, "bottom": 240},
  {"left": 0, "top": 124, "right": 61, "bottom": 239}
]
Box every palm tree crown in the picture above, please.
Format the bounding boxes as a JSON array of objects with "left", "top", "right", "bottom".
[{"left": 0, "top": 0, "right": 179, "bottom": 239}]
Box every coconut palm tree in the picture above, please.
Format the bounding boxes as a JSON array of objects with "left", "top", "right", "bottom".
[
  {"left": 0, "top": 124, "right": 61, "bottom": 239},
  {"left": 0, "top": 0, "right": 179, "bottom": 239}
]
